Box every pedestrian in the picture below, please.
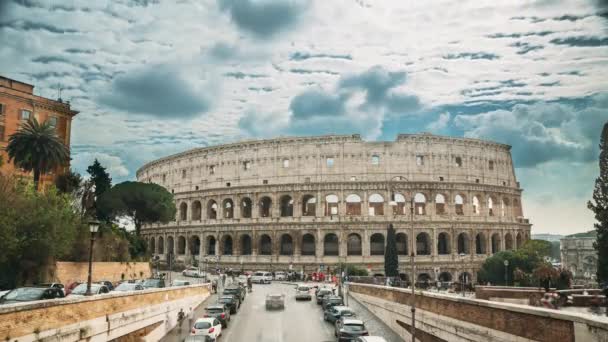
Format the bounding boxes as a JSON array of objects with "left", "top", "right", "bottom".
[
  {"left": 177, "top": 308, "right": 185, "bottom": 333},
  {"left": 188, "top": 307, "right": 193, "bottom": 327}
]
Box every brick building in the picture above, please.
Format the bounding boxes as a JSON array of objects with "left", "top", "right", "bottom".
[{"left": 0, "top": 76, "right": 78, "bottom": 185}]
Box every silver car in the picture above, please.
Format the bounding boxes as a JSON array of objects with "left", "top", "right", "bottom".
[
  {"left": 295, "top": 285, "right": 312, "bottom": 301},
  {"left": 265, "top": 293, "right": 285, "bottom": 310}
]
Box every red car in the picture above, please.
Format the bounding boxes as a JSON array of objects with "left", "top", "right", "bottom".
[{"left": 65, "top": 282, "right": 81, "bottom": 296}]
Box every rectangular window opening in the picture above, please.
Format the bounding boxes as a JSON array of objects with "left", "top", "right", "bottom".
[
  {"left": 20, "top": 110, "right": 32, "bottom": 120},
  {"left": 326, "top": 157, "right": 334, "bottom": 168},
  {"left": 416, "top": 155, "right": 424, "bottom": 166}
]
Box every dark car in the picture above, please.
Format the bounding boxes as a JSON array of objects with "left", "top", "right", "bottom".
[
  {"left": 98, "top": 280, "right": 115, "bottom": 291},
  {"left": 183, "top": 335, "right": 215, "bottom": 342},
  {"left": 324, "top": 305, "right": 356, "bottom": 323},
  {"left": 204, "top": 304, "right": 231, "bottom": 328},
  {"left": 218, "top": 294, "right": 239, "bottom": 314},
  {"left": 316, "top": 288, "right": 334, "bottom": 304},
  {"left": 223, "top": 285, "right": 245, "bottom": 302},
  {"left": 322, "top": 295, "right": 344, "bottom": 310},
  {"left": 0, "top": 287, "right": 64, "bottom": 305},
  {"left": 36, "top": 283, "right": 65, "bottom": 295},
  {"left": 335, "top": 318, "right": 369, "bottom": 341},
  {"left": 142, "top": 278, "right": 166, "bottom": 289}
]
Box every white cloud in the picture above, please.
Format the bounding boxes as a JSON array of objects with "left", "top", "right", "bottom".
[
  {"left": 426, "top": 112, "right": 451, "bottom": 132},
  {"left": 71, "top": 152, "right": 130, "bottom": 179}
]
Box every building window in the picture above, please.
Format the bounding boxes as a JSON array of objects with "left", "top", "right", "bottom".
[
  {"left": 326, "top": 157, "right": 334, "bottom": 168},
  {"left": 162, "top": 174, "right": 166, "bottom": 182},
  {"left": 371, "top": 155, "right": 380, "bottom": 165},
  {"left": 416, "top": 155, "right": 424, "bottom": 166},
  {"left": 439, "top": 176, "right": 444, "bottom": 181},
  {"left": 244, "top": 161, "right": 251, "bottom": 170},
  {"left": 263, "top": 179, "right": 268, "bottom": 184},
  {"left": 209, "top": 165, "right": 216, "bottom": 174},
  {"left": 350, "top": 176, "right": 356, "bottom": 181},
  {"left": 0, "top": 125, "right": 4, "bottom": 141},
  {"left": 48, "top": 116, "right": 58, "bottom": 127},
  {"left": 489, "top": 160, "right": 494, "bottom": 170},
  {"left": 283, "top": 159, "right": 289, "bottom": 168},
  {"left": 182, "top": 169, "right": 187, "bottom": 179},
  {"left": 20, "top": 110, "right": 32, "bottom": 120},
  {"left": 455, "top": 156, "right": 462, "bottom": 167},
  {"left": 0, "top": 103, "right": 4, "bottom": 115},
  {"left": 226, "top": 182, "right": 231, "bottom": 187}
]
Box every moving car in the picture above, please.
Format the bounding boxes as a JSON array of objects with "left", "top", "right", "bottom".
[
  {"left": 172, "top": 279, "right": 191, "bottom": 287},
  {"left": 324, "top": 305, "right": 356, "bottom": 323},
  {"left": 218, "top": 295, "right": 239, "bottom": 314},
  {"left": 322, "top": 295, "right": 344, "bottom": 310},
  {"left": 191, "top": 317, "right": 222, "bottom": 339},
  {"left": 184, "top": 335, "right": 215, "bottom": 342},
  {"left": 265, "top": 293, "right": 285, "bottom": 310},
  {"left": 204, "top": 304, "right": 231, "bottom": 328},
  {"left": 223, "top": 285, "right": 245, "bottom": 302},
  {"left": 316, "top": 288, "right": 334, "bottom": 304},
  {"left": 335, "top": 318, "right": 369, "bottom": 341},
  {"left": 354, "top": 337, "right": 388, "bottom": 342},
  {"left": 295, "top": 285, "right": 312, "bottom": 301},
  {"left": 0, "top": 287, "right": 64, "bottom": 305},
  {"left": 183, "top": 267, "right": 206, "bottom": 278},
  {"left": 114, "top": 282, "right": 144, "bottom": 292},
  {"left": 274, "top": 271, "right": 287, "bottom": 281},
  {"left": 68, "top": 283, "right": 110, "bottom": 297},
  {"left": 142, "top": 278, "right": 166, "bottom": 289},
  {"left": 251, "top": 271, "right": 272, "bottom": 284}
]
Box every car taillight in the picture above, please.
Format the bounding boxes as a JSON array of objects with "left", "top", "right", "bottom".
[
  {"left": 203, "top": 314, "right": 209, "bottom": 317},
  {"left": 191, "top": 328, "right": 195, "bottom": 334},
  {"left": 208, "top": 327, "right": 215, "bottom": 333},
  {"left": 363, "top": 332, "right": 369, "bottom": 335},
  {"left": 221, "top": 313, "right": 225, "bottom": 318}
]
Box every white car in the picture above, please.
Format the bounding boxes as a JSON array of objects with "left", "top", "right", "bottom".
[
  {"left": 251, "top": 271, "right": 272, "bottom": 284},
  {"left": 172, "top": 279, "right": 191, "bottom": 287},
  {"left": 295, "top": 285, "right": 312, "bottom": 300},
  {"left": 191, "top": 317, "right": 222, "bottom": 338},
  {"left": 182, "top": 267, "right": 205, "bottom": 278},
  {"left": 274, "top": 271, "right": 287, "bottom": 281}
]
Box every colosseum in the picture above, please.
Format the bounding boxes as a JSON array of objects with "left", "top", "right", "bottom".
[{"left": 137, "top": 133, "right": 531, "bottom": 283}]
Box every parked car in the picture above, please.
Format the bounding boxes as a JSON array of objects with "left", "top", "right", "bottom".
[
  {"left": 274, "top": 271, "right": 287, "bottom": 281},
  {"left": 265, "top": 293, "right": 285, "bottom": 310},
  {"left": 183, "top": 267, "right": 206, "bottom": 278},
  {"left": 184, "top": 335, "right": 215, "bottom": 342},
  {"left": 295, "top": 285, "right": 312, "bottom": 301},
  {"left": 218, "top": 295, "right": 239, "bottom": 314},
  {"left": 68, "top": 283, "right": 110, "bottom": 297},
  {"left": 142, "top": 278, "right": 166, "bottom": 289},
  {"left": 204, "top": 304, "right": 230, "bottom": 328},
  {"left": 0, "top": 287, "right": 64, "bottom": 305},
  {"left": 65, "top": 282, "right": 82, "bottom": 296},
  {"left": 0, "top": 290, "right": 9, "bottom": 299},
  {"left": 191, "top": 317, "right": 222, "bottom": 339},
  {"left": 36, "top": 283, "right": 66, "bottom": 296},
  {"left": 335, "top": 318, "right": 369, "bottom": 341},
  {"left": 316, "top": 288, "right": 334, "bottom": 304},
  {"left": 251, "top": 271, "right": 272, "bottom": 284},
  {"left": 354, "top": 337, "right": 388, "bottom": 342},
  {"left": 172, "top": 280, "right": 192, "bottom": 287},
  {"left": 223, "top": 285, "right": 245, "bottom": 302},
  {"left": 324, "top": 305, "right": 356, "bottom": 323},
  {"left": 114, "top": 282, "right": 144, "bottom": 292},
  {"left": 322, "top": 295, "right": 344, "bottom": 310},
  {"left": 97, "top": 280, "right": 114, "bottom": 291}
]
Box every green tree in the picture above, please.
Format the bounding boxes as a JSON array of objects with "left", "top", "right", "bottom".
[
  {"left": 86, "top": 159, "right": 112, "bottom": 220},
  {"left": 550, "top": 241, "right": 561, "bottom": 262},
  {"left": 6, "top": 118, "right": 69, "bottom": 190},
  {"left": 384, "top": 224, "right": 399, "bottom": 277},
  {"left": 55, "top": 169, "right": 82, "bottom": 194},
  {"left": 346, "top": 264, "right": 369, "bottom": 276},
  {"left": 98, "top": 181, "right": 176, "bottom": 236},
  {"left": 588, "top": 121, "right": 608, "bottom": 284}
]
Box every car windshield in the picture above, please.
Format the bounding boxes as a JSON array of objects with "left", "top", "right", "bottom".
[
  {"left": 71, "top": 284, "right": 101, "bottom": 295},
  {"left": 298, "top": 286, "right": 309, "bottom": 291},
  {"left": 3, "top": 288, "right": 46, "bottom": 301},
  {"left": 219, "top": 296, "right": 232, "bottom": 302},
  {"left": 207, "top": 308, "right": 223, "bottom": 313},
  {"left": 143, "top": 279, "right": 161, "bottom": 287},
  {"left": 344, "top": 324, "right": 365, "bottom": 331},
  {"left": 341, "top": 310, "right": 355, "bottom": 316},
  {"left": 194, "top": 321, "right": 212, "bottom": 329},
  {"left": 253, "top": 272, "right": 264, "bottom": 276}
]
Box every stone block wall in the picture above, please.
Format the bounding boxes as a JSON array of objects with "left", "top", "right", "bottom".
[{"left": 53, "top": 261, "right": 151, "bottom": 285}]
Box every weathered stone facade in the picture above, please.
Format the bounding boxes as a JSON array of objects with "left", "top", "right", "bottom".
[
  {"left": 561, "top": 236, "right": 598, "bottom": 281},
  {"left": 137, "top": 133, "right": 532, "bottom": 282}
]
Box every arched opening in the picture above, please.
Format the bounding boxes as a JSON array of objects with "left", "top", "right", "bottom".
[
  {"left": 302, "top": 195, "right": 316, "bottom": 216},
  {"left": 414, "top": 193, "right": 426, "bottom": 215},
  {"left": 223, "top": 198, "right": 234, "bottom": 219},
  {"left": 368, "top": 194, "right": 384, "bottom": 216},
  {"left": 416, "top": 232, "right": 431, "bottom": 255},
  {"left": 457, "top": 233, "right": 469, "bottom": 254},
  {"left": 370, "top": 233, "right": 385, "bottom": 255},
  {"left": 158, "top": 236, "right": 164, "bottom": 254},
  {"left": 437, "top": 232, "right": 450, "bottom": 254},
  {"left": 301, "top": 234, "right": 315, "bottom": 256},
  {"left": 501, "top": 198, "right": 509, "bottom": 217},
  {"left": 488, "top": 197, "right": 495, "bottom": 216},
  {"left": 459, "top": 272, "right": 472, "bottom": 284},
  {"left": 346, "top": 194, "right": 362, "bottom": 216},
  {"left": 392, "top": 193, "right": 406, "bottom": 215},
  {"left": 435, "top": 194, "right": 446, "bottom": 215},
  {"left": 324, "top": 233, "right": 339, "bottom": 256},
  {"left": 472, "top": 196, "right": 480, "bottom": 215},
  {"left": 240, "top": 235, "right": 252, "bottom": 255},
  {"left": 206, "top": 236, "right": 216, "bottom": 255},
  {"left": 417, "top": 273, "right": 432, "bottom": 285},
  {"left": 179, "top": 202, "right": 188, "bottom": 221},
  {"left": 475, "top": 233, "right": 486, "bottom": 254},
  {"left": 149, "top": 237, "right": 155, "bottom": 254},
  {"left": 280, "top": 195, "right": 294, "bottom": 217},
  {"left": 167, "top": 236, "right": 174, "bottom": 254},
  {"left": 222, "top": 235, "right": 233, "bottom": 255},
  {"left": 192, "top": 201, "right": 202, "bottom": 220},
  {"left": 491, "top": 233, "right": 501, "bottom": 254},
  {"left": 280, "top": 234, "right": 294, "bottom": 255},
  {"left": 439, "top": 272, "right": 452, "bottom": 282},
  {"left": 241, "top": 197, "right": 252, "bottom": 218},
  {"left": 207, "top": 200, "right": 218, "bottom": 219},
  {"left": 396, "top": 233, "right": 408, "bottom": 255},
  {"left": 259, "top": 196, "right": 272, "bottom": 217},
  {"left": 455, "top": 195, "right": 464, "bottom": 215},
  {"left": 260, "top": 235, "right": 272, "bottom": 255},
  {"left": 177, "top": 236, "right": 186, "bottom": 255},
  {"left": 505, "top": 233, "right": 513, "bottom": 250},
  {"left": 516, "top": 232, "right": 522, "bottom": 248},
  {"left": 189, "top": 235, "right": 200, "bottom": 255},
  {"left": 325, "top": 194, "right": 339, "bottom": 216},
  {"left": 347, "top": 233, "right": 362, "bottom": 256}
]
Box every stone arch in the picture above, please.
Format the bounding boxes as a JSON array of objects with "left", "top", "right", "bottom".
[
  {"left": 414, "top": 193, "right": 427, "bottom": 215},
  {"left": 240, "top": 234, "right": 252, "bottom": 255},
  {"left": 221, "top": 235, "right": 233, "bottom": 255},
  {"left": 416, "top": 232, "right": 431, "bottom": 255},
  {"left": 516, "top": 232, "right": 523, "bottom": 248},
  {"left": 392, "top": 193, "right": 407, "bottom": 215},
  {"left": 324, "top": 194, "right": 339, "bottom": 216},
  {"left": 302, "top": 195, "right": 316, "bottom": 216},
  {"left": 368, "top": 193, "right": 384, "bottom": 216},
  {"left": 439, "top": 272, "right": 452, "bottom": 282},
  {"left": 435, "top": 193, "right": 446, "bottom": 215},
  {"left": 207, "top": 200, "right": 218, "bottom": 219},
  {"left": 346, "top": 194, "right": 362, "bottom": 216},
  {"left": 437, "top": 232, "right": 450, "bottom": 254},
  {"left": 370, "top": 233, "right": 385, "bottom": 255},
  {"left": 206, "top": 236, "right": 216, "bottom": 255},
  {"left": 396, "top": 233, "right": 408, "bottom": 255},
  {"left": 491, "top": 233, "right": 501, "bottom": 254},
  {"left": 241, "top": 197, "right": 253, "bottom": 218},
  {"left": 179, "top": 202, "right": 188, "bottom": 221},
  {"left": 475, "top": 232, "right": 486, "bottom": 254},
  {"left": 280, "top": 233, "right": 294, "bottom": 255},
  {"left": 223, "top": 198, "right": 234, "bottom": 219},
  {"left": 505, "top": 232, "right": 513, "bottom": 250},
  {"left": 167, "top": 236, "right": 175, "bottom": 254},
  {"left": 189, "top": 235, "right": 200, "bottom": 255},
  {"left": 417, "top": 273, "right": 432, "bottom": 283},
  {"left": 501, "top": 197, "right": 509, "bottom": 217},
  {"left": 324, "top": 233, "right": 339, "bottom": 256},
  {"left": 457, "top": 232, "right": 469, "bottom": 254},
  {"left": 191, "top": 201, "right": 201, "bottom": 220},
  {"left": 177, "top": 236, "right": 186, "bottom": 255},
  {"left": 158, "top": 236, "right": 164, "bottom": 254},
  {"left": 347, "top": 233, "right": 362, "bottom": 256},
  {"left": 149, "top": 237, "right": 155, "bottom": 254},
  {"left": 488, "top": 196, "right": 496, "bottom": 216},
  {"left": 472, "top": 196, "right": 480, "bottom": 215},
  {"left": 455, "top": 194, "right": 465, "bottom": 215},
  {"left": 260, "top": 234, "right": 272, "bottom": 255},
  {"left": 280, "top": 195, "right": 294, "bottom": 217},
  {"left": 301, "top": 233, "right": 315, "bottom": 255},
  {"left": 259, "top": 196, "right": 272, "bottom": 217}
]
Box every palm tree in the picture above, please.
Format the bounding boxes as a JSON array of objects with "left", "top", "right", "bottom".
[{"left": 6, "top": 117, "right": 69, "bottom": 190}]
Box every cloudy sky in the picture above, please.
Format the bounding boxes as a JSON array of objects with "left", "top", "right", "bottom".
[{"left": 1, "top": 0, "right": 607, "bottom": 235}]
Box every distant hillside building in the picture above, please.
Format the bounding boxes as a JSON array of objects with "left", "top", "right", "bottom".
[
  {"left": 0, "top": 76, "right": 78, "bottom": 185},
  {"left": 560, "top": 231, "right": 597, "bottom": 281}
]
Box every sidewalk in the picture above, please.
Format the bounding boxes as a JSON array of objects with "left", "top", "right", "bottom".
[{"left": 160, "top": 288, "right": 220, "bottom": 342}]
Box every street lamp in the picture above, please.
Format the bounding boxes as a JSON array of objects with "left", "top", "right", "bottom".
[
  {"left": 85, "top": 219, "right": 100, "bottom": 296},
  {"left": 504, "top": 260, "right": 509, "bottom": 286},
  {"left": 459, "top": 253, "right": 467, "bottom": 297}
]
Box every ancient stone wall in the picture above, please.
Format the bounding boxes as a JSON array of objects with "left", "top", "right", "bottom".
[{"left": 53, "top": 262, "right": 151, "bottom": 286}]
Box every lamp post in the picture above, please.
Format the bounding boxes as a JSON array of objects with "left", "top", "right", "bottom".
[
  {"left": 85, "top": 219, "right": 100, "bottom": 296},
  {"left": 388, "top": 175, "right": 416, "bottom": 342},
  {"left": 459, "top": 253, "right": 467, "bottom": 297},
  {"left": 504, "top": 260, "right": 509, "bottom": 286}
]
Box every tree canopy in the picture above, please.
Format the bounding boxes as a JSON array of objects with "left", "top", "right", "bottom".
[
  {"left": 588, "top": 122, "right": 608, "bottom": 284},
  {"left": 87, "top": 159, "right": 112, "bottom": 220},
  {"left": 384, "top": 224, "right": 399, "bottom": 277}
]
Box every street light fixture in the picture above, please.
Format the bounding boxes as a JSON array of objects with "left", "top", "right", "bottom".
[
  {"left": 85, "top": 219, "right": 100, "bottom": 296},
  {"left": 459, "top": 253, "right": 467, "bottom": 297}
]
